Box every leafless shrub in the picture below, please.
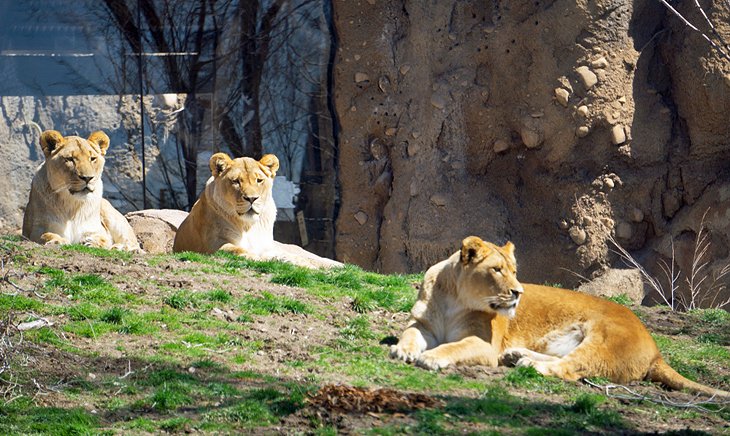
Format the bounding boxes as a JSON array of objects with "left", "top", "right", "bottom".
[
  {"left": 609, "top": 209, "right": 730, "bottom": 311},
  {"left": 584, "top": 379, "right": 728, "bottom": 409}
]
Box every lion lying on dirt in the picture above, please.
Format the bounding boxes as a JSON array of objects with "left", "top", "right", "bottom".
[
  {"left": 22, "top": 130, "right": 140, "bottom": 251},
  {"left": 391, "top": 236, "right": 729, "bottom": 398},
  {"left": 173, "top": 152, "right": 341, "bottom": 269}
]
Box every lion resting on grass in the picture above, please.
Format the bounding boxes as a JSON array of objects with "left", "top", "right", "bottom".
[
  {"left": 391, "top": 236, "right": 729, "bottom": 398},
  {"left": 22, "top": 130, "right": 140, "bottom": 251},
  {"left": 173, "top": 152, "right": 341, "bottom": 269}
]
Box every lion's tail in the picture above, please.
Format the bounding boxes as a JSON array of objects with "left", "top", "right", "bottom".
[{"left": 647, "top": 357, "right": 730, "bottom": 398}]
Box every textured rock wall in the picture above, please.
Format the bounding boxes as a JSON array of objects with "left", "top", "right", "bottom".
[{"left": 332, "top": 0, "right": 730, "bottom": 305}]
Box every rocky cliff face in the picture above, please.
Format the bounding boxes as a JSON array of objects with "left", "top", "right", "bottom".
[{"left": 332, "top": 0, "right": 730, "bottom": 304}]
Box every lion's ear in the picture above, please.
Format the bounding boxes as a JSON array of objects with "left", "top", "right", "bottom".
[
  {"left": 40, "top": 130, "right": 64, "bottom": 157},
  {"left": 259, "top": 154, "right": 279, "bottom": 178},
  {"left": 210, "top": 153, "right": 232, "bottom": 177},
  {"left": 502, "top": 241, "right": 516, "bottom": 263},
  {"left": 87, "top": 131, "right": 110, "bottom": 156},
  {"left": 461, "top": 236, "right": 490, "bottom": 265}
]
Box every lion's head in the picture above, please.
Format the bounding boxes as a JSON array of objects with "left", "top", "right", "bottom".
[
  {"left": 41, "top": 130, "right": 109, "bottom": 197},
  {"left": 208, "top": 152, "right": 280, "bottom": 222},
  {"left": 456, "top": 236, "right": 524, "bottom": 318}
]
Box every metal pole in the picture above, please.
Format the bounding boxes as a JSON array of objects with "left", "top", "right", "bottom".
[{"left": 137, "top": 0, "right": 147, "bottom": 208}]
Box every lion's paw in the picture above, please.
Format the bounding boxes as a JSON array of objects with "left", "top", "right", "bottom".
[
  {"left": 389, "top": 343, "right": 421, "bottom": 363},
  {"left": 415, "top": 351, "right": 451, "bottom": 371},
  {"left": 81, "top": 233, "right": 110, "bottom": 248},
  {"left": 41, "top": 233, "right": 68, "bottom": 246},
  {"left": 499, "top": 348, "right": 528, "bottom": 367}
]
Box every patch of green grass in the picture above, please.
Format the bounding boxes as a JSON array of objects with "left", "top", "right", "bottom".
[
  {"left": 606, "top": 294, "right": 633, "bottom": 306},
  {"left": 654, "top": 334, "right": 730, "bottom": 388},
  {"left": 0, "top": 397, "right": 100, "bottom": 435},
  {"left": 690, "top": 308, "right": 730, "bottom": 324},
  {"left": 238, "top": 291, "right": 312, "bottom": 316},
  {"left": 164, "top": 290, "right": 196, "bottom": 310},
  {"left": 340, "top": 315, "right": 377, "bottom": 341},
  {"left": 504, "top": 366, "right": 569, "bottom": 394},
  {"left": 100, "top": 306, "right": 127, "bottom": 324},
  {"left": 0, "top": 294, "right": 45, "bottom": 313},
  {"left": 160, "top": 417, "right": 192, "bottom": 432},
  {"left": 206, "top": 289, "right": 232, "bottom": 303},
  {"left": 41, "top": 268, "right": 127, "bottom": 304},
  {"left": 174, "top": 251, "right": 217, "bottom": 264},
  {"left": 62, "top": 243, "right": 133, "bottom": 261}
]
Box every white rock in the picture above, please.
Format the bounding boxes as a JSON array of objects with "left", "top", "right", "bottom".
[
  {"left": 520, "top": 127, "right": 542, "bottom": 149},
  {"left": 554, "top": 88, "right": 570, "bottom": 107},
  {"left": 569, "top": 226, "right": 587, "bottom": 245},
  {"left": 430, "top": 193, "right": 447, "bottom": 207},
  {"left": 431, "top": 93, "right": 446, "bottom": 109},
  {"left": 590, "top": 56, "right": 608, "bottom": 69},
  {"left": 611, "top": 125, "right": 626, "bottom": 145},
  {"left": 493, "top": 139, "right": 510, "bottom": 153},
  {"left": 577, "top": 105, "right": 589, "bottom": 117},
  {"left": 576, "top": 126, "right": 590, "bottom": 138},
  {"left": 575, "top": 66, "right": 598, "bottom": 89},
  {"left": 354, "top": 211, "right": 368, "bottom": 225},
  {"left": 355, "top": 72, "right": 369, "bottom": 83}
]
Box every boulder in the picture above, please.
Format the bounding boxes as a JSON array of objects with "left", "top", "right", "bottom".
[
  {"left": 125, "top": 209, "right": 188, "bottom": 254},
  {"left": 577, "top": 268, "right": 645, "bottom": 305}
]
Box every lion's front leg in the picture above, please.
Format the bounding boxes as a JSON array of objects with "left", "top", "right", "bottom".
[
  {"left": 219, "top": 243, "right": 265, "bottom": 261},
  {"left": 417, "top": 336, "right": 500, "bottom": 370},
  {"left": 41, "top": 232, "right": 69, "bottom": 246},
  {"left": 390, "top": 321, "right": 435, "bottom": 363}
]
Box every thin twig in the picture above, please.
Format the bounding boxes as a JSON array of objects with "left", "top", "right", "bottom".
[
  {"left": 584, "top": 379, "right": 728, "bottom": 411},
  {"left": 658, "top": 0, "right": 730, "bottom": 63}
]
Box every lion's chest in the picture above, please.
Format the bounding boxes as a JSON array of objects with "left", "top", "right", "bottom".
[
  {"left": 236, "top": 229, "right": 274, "bottom": 255},
  {"left": 51, "top": 194, "right": 107, "bottom": 243}
]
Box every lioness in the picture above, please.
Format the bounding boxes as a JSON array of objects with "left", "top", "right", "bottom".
[
  {"left": 173, "top": 152, "right": 341, "bottom": 269},
  {"left": 391, "top": 236, "right": 729, "bottom": 397},
  {"left": 22, "top": 130, "right": 140, "bottom": 251}
]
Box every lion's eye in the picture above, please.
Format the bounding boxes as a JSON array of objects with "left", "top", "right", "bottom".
[
  {"left": 90, "top": 156, "right": 97, "bottom": 162},
  {"left": 231, "top": 181, "right": 240, "bottom": 187},
  {"left": 64, "top": 157, "right": 74, "bottom": 164},
  {"left": 493, "top": 267, "right": 502, "bottom": 274},
  {"left": 256, "top": 178, "right": 264, "bottom": 184}
]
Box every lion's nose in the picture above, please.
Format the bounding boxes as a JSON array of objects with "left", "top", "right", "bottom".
[
  {"left": 79, "top": 175, "right": 93, "bottom": 183},
  {"left": 510, "top": 288, "right": 523, "bottom": 298},
  {"left": 243, "top": 196, "right": 258, "bottom": 204}
]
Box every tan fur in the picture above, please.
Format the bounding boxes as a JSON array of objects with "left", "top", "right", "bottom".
[
  {"left": 391, "top": 236, "right": 729, "bottom": 398},
  {"left": 173, "top": 153, "right": 341, "bottom": 269},
  {"left": 22, "top": 130, "right": 140, "bottom": 251}
]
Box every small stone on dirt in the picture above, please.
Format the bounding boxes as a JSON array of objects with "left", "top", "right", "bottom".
[
  {"left": 554, "top": 88, "right": 570, "bottom": 107},
  {"left": 569, "top": 226, "right": 587, "bottom": 245},
  {"left": 611, "top": 125, "right": 626, "bottom": 145},
  {"left": 576, "top": 125, "right": 590, "bottom": 137},
  {"left": 355, "top": 72, "right": 369, "bottom": 83},
  {"left": 354, "top": 211, "right": 368, "bottom": 225},
  {"left": 575, "top": 66, "right": 598, "bottom": 89}
]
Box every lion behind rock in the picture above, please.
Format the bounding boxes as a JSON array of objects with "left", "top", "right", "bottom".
[
  {"left": 22, "top": 130, "right": 140, "bottom": 251},
  {"left": 173, "top": 152, "right": 341, "bottom": 269},
  {"left": 391, "top": 236, "right": 729, "bottom": 398}
]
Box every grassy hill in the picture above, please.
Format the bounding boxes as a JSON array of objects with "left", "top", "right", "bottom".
[{"left": 0, "top": 235, "right": 728, "bottom": 434}]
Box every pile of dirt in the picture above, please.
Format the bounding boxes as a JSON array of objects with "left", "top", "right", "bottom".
[{"left": 307, "top": 384, "right": 442, "bottom": 414}]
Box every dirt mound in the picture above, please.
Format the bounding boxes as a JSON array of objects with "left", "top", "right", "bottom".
[
  {"left": 308, "top": 384, "right": 442, "bottom": 414},
  {"left": 331, "top": 0, "right": 730, "bottom": 306}
]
